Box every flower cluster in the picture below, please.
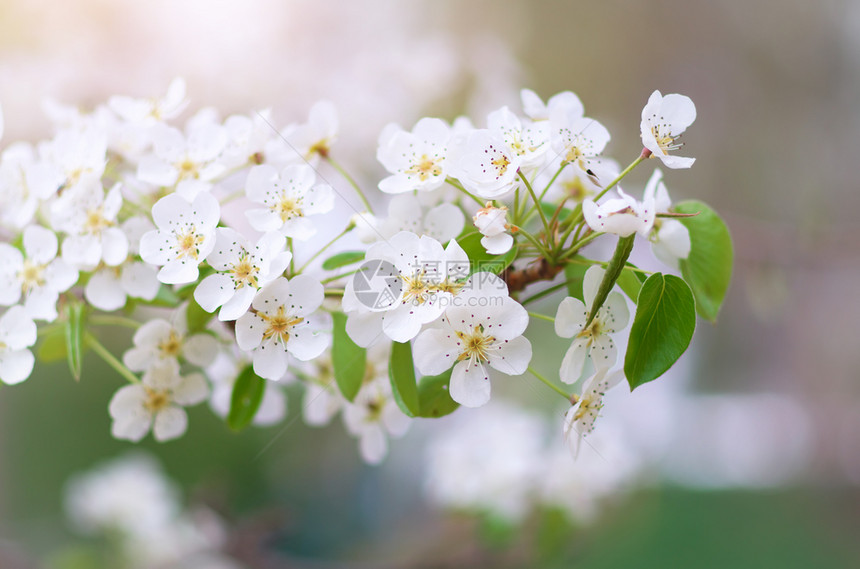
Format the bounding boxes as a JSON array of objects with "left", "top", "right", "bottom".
[{"left": 0, "top": 80, "right": 729, "bottom": 472}]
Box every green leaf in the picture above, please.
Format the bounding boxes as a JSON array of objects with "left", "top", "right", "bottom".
[
  {"left": 562, "top": 261, "right": 586, "bottom": 301},
  {"left": 585, "top": 234, "right": 635, "bottom": 326},
  {"left": 146, "top": 285, "right": 181, "bottom": 307},
  {"left": 388, "top": 341, "right": 419, "bottom": 417},
  {"left": 539, "top": 201, "right": 572, "bottom": 223},
  {"left": 456, "top": 231, "right": 518, "bottom": 275},
  {"left": 37, "top": 326, "right": 67, "bottom": 362},
  {"left": 227, "top": 366, "right": 266, "bottom": 431},
  {"left": 322, "top": 250, "right": 366, "bottom": 271},
  {"left": 64, "top": 300, "right": 86, "bottom": 381},
  {"left": 185, "top": 297, "right": 213, "bottom": 334},
  {"left": 675, "top": 200, "right": 733, "bottom": 322},
  {"left": 624, "top": 273, "right": 696, "bottom": 390},
  {"left": 416, "top": 369, "right": 459, "bottom": 418},
  {"left": 616, "top": 263, "right": 647, "bottom": 304},
  {"left": 331, "top": 312, "right": 366, "bottom": 402}
]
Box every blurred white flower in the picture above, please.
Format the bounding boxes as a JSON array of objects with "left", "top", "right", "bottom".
[
  {"left": 108, "top": 360, "right": 209, "bottom": 442},
  {"left": 377, "top": 117, "right": 451, "bottom": 194}
]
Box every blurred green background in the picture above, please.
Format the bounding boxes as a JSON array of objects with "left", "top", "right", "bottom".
[{"left": 1, "top": 0, "right": 859, "bottom": 567}]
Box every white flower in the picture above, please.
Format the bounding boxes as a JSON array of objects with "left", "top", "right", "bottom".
[
  {"left": 51, "top": 181, "right": 129, "bottom": 270},
  {"left": 65, "top": 452, "right": 181, "bottom": 536},
  {"left": 564, "top": 367, "right": 624, "bottom": 457},
  {"left": 275, "top": 100, "right": 338, "bottom": 164},
  {"left": 342, "top": 232, "right": 470, "bottom": 346},
  {"left": 554, "top": 266, "right": 629, "bottom": 384},
  {"left": 206, "top": 352, "right": 287, "bottom": 427},
  {"left": 582, "top": 187, "right": 656, "bottom": 237},
  {"left": 549, "top": 108, "right": 611, "bottom": 175},
  {"left": 364, "top": 193, "right": 465, "bottom": 245},
  {"left": 413, "top": 295, "right": 532, "bottom": 408},
  {"left": 423, "top": 401, "right": 545, "bottom": 521},
  {"left": 194, "top": 228, "right": 291, "bottom": 321},
  {"left": 84, "top": 216, "right": 160, "bottom": 311},
  {"left": 108, "top": 361, "right": 209, "bottom": 442},
  {"left": 244, "top": 164, "right": 334, "bottom": 241},
  {"left": 342, "top": 373, "right": 410, "bottom": 465},
  {"left": 44, "top": 127, "right": 108, "bottom": 191},
  {"left": 0, "top": 225, "right": 78, "bottom": 321},
  {"left": 377, "top": 117, "right": 450, "bottom": 194},
  {"left": 487, "top": 106, "right": 550, "bottom": 172},
  {"left": 520, "top": 89, "right": 584, "bottom": 121},
  {"left": 0, "top": 142, "right": 61, "bottom": 230},
  {"left": 0, "top": 305, "right": 37, "bottom": 385},
  {"left": 139, "top": 192, "right": 220, "bottom": 285},
  {"left": 447, "top": 129, "right": 522, "bottom": 199},
  {"left": 219, "top": 111, "right": 275, "bottom": 170},
  {"left": 109, "top": 77, "right": 189, "bottom": 125},
  {"left": 473, "top": 202, "right": 513, "bottom": 255},
  {"left": 643, "top": 168, "right": 691, "bottom": 269},
  {"left": 640, "top": 90, "right": 696, "bottom": 169},
  {"left": 136, "top": 122, "right": 228, "bottom": 200},
  {"left": 123, "top": 315, "right": 219, "bottom": 373},
  {"left": 235, "top": 275, "right": 329, "bottom": 381},
  {"left": 302, "top": 376, "right": 343, "bottom": 427}
]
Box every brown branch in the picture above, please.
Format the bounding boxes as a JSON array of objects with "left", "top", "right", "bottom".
[{"left": 500, "top": 258, "right": 563, "bottom": 294}]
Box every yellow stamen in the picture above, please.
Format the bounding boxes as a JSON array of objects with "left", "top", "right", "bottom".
[
  {"left": 260, "top": 306, "right": 304, "bottom": 345},
  {"left": 405, "top": 155, "right": 442, "bottom": 181}
]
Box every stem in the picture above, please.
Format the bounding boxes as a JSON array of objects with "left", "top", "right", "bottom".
[
  {"left": 511, "top": 226, "right": 551, "bottom": 258},
  {"left": 528, "top": 366, "right": 571, "bottom": 402},
  {"left": 320, "top": 268, "right": 360, "bottom": 284},
  {"left": 287, "top": 237, "right": 295, "bottom": 276},
  {"left": 326, "top": 156, "right": 374, "bottom": 213},
  {"left": 90, "top": 315, "right": 141, "bottom": 329},
  {"left": 324, "top": 289, "right": 345, "bottom": 297},
  {"left": 446, "top": 177, "right": 485, "bottom": 206},
  {"left": 518, "top": 170, "right": 551, "bottom": 238},
  {"left": 591, "top": 154, "right": 646, "bottom": 203},
  {"left": 520, "top": 281, "right": 570, "bottom": 306},
  {"left": 538, "top": 162, "right": 568, "bottom": 202},
  {"left": 557, "top": 231, "right": 602, "bottom": 261},
  {"left": 219, "top": 189, "right": 246, "bottom": 205},
  {"left": 528, "top": 311, "right": 555, "bottom": 323},
  {"left": 85, "top": 332, "right": 139, "bottom": 384},
  {"left": 297, "top": 224, "right": 354, "bottom": 273}
]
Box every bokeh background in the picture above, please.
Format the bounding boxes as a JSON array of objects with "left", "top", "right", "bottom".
[{"left": 1, "top": 0, "right": 859, "bottom": 567}]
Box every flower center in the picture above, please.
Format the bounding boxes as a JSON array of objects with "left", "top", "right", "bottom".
[
  {"left": 405, "top": 155, "right": 443, "bottom": 181},
  {"left": 84, "top": 206, "right": 111, "bottom": 235},
  {"left": 365, "top": 396, "right": 384, "bottom": 422},
  {"left": 143, "top": 387, "right": 172, "bottom": 413},
  {"left": 564, "top": 178, "right": 589, "bottom": 202},
  {"left": 401, "top": 271, "right": 431, "bottom": 305},
  {"left": 577, "top": 318, "right": 604, "bottom": 346},
  {"left": 260, "top": 306, "right": 304, "bottom": 346},
  {"left": 157, "top": 331, "right": 183, "bottom": 358},
  {"left": 573, "top": 393, "right": 601, "bottom": 424},
  {"left": 230, "top": 253, "right": 259, "bottom": 289},
  {"left": 177, "top": 159, "right": 199, "bottom": 181},
  {"left": 18, "top": 259, "right": 46, "bottom": 294},
  {"left": 651, "top": 126, "right": 683, "bottom": 155},
  {"left": 491, "top": 155, "right": 510, "bottom": 177},
  {"left": 456, "top": 325, "right": 495, "bottom": 365},
  {"left": 273, "top": 196, "right": 303, "bottom": 222},
  {"left": 174, "top": 227, "right": 204, "bottom": 260}
]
